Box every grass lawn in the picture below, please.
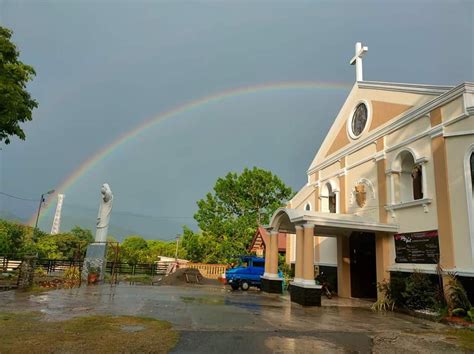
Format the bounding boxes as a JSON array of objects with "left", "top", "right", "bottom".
[{"left": 0, "top": 312, "right": 178, "bottom": 353}]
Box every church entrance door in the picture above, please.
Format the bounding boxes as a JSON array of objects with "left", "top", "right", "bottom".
[{"left": 349, "top": 232, "right": 377, "bottom": 299}]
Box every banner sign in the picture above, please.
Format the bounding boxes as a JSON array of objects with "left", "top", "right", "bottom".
[{"left": 394, "top": 230, "right": 440, "bottom": 264}]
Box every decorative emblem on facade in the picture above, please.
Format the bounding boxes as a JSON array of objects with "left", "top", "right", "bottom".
[
  {"left": 354, "top": 183, "right": 367, "bottom": 208},
  {"left": 349, "top": 178, "right": 376, "bottom": 207}
]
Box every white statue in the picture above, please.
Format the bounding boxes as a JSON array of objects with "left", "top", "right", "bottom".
[{"left": 95, "top": 183, "right": 113, "bottom": 243}]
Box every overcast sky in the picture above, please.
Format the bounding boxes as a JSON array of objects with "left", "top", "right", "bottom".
[{"left": 0, "top": 0, "right": 472, "bottom": 240}]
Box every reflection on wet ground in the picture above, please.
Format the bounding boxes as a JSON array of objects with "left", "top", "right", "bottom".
[{"left": 0, "top": 284, "right": 465, "bottom": 353}]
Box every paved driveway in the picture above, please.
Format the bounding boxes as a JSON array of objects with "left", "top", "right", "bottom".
[{"left": 0, "top": 284, "right": 466, "bottom": 353}]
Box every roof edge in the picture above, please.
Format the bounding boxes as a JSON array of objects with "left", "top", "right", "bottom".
[{"left": 358, "top": 80, "right": 454, "bottom": 95}]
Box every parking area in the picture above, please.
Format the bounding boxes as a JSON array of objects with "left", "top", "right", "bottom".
[{"left": 0, "top": 284, "right": 468, "bottom": 353}]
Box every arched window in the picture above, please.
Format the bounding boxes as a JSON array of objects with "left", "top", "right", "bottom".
[
  {"left": 395, "top": 150, "right": 423, "bottom": 202},
  {"left": 304, "top": 202, "right": 311, "bottom": 211},
  {"left": 321, "top": 182, "right": 337, "bottom": 213}
]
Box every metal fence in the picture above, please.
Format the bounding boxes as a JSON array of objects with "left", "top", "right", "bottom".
[
  {"left": 1, "top": 257, "right": 165, "bottom": 276},
  {"left": 1, "top": 257, "right": 227, "bottom": 278}
]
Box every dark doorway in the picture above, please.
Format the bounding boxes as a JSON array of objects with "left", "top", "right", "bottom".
[{"left": 350, "top": 232, "right": 377, "bottom": 299}]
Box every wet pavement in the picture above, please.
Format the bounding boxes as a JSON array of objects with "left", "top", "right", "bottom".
[{"left": 0, "top": 284, "right": 466, "bottom": 353}]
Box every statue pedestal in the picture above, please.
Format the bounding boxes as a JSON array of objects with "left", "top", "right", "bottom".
[{"left": 82, "top": 243, "right": 107, "bottom": 283}]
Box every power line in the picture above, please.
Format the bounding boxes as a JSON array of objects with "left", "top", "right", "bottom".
[{"left": 0, "top": 191, "right": 37, "bottom": 202}]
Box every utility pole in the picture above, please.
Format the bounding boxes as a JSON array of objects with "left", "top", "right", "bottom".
[
  {"left": 34, "top": 189, "right": 55, "bottom": 230},
  {"left": 175, "top": 235, "right": 180, "bottom": 261}
]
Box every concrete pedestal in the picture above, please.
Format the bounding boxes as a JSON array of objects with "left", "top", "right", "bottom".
[
  {"left": 17, "top": 256, "right": 37, "bottom": 289},
  {"left": 82, "top": 243, "right": 107, "bottom": 283},
  {"left": 261, "top": 276, "right": 284, "bottom": 294},
  {"left": 289, "top": 282, "right": 322, "bottom": 306}
]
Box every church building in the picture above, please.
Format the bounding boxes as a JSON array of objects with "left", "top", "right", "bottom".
[{"left": 260, "top": 43, "right": 474, "bottom": 306}]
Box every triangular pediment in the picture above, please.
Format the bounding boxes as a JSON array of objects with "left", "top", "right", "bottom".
[
  {"left": 369, "top": 100, "right": 414, "bottom": 131},
  {"left": 308, "top": 81, "right": 450, "bottom": 171}
]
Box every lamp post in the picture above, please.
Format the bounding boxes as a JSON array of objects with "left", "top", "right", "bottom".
[
  {"left": 175, "top": 235, "right": 180, "bottom": 261},
  {"left": 34, "top": 189, "right": 55, "bottom": 230}
]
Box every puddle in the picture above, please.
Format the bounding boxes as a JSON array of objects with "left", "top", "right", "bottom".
[
  {"left": 181, "top": 296, "right": 224, "bottom": 305},
  {"left": 121, "top": 325, "right": 145, "bottom": 332}
]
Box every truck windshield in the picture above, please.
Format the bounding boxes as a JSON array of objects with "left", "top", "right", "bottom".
[{"left": 238, "top": 260, "right": 249, "bottom": 267}]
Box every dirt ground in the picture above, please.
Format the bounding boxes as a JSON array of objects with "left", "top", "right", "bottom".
[
  {"left": 0, "top": 284, "right": 472, "bottom": 353},
  {"left": 157, "top": 268, "right": 221, "bottom": 286}
]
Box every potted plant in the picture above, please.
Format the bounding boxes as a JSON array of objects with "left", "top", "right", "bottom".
[{"left": 87, "top": 266, "right": 100, "bottom": 285}]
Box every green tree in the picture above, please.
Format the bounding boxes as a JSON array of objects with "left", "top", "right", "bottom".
[
  {"left": 147, "top": 239, "right": 186, "bottom": 260},
  {"left": 180, "top": 227, "right": 207, "bottom": 262},
  {"left": 0, "top": 219, "right": 40, "bottom": 257},
  {"left": 36, "top": 236, "right": 62, "bottom": 259},
  {"left": 0, "top": 26, "right": 38, "bottom": 144},
  {"left": 184, "top": 167, "right": 293, "bottom": 263},
  {"left": 70, "top": 226, "right": 94, "bottom": 244},
  {"left": 120, "top": 236, "right": 149, "bottom": 265}
]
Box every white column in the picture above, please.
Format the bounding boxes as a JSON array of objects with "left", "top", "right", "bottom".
[{"left": 389, "top": 172, "right": 395, "bottom": 205}]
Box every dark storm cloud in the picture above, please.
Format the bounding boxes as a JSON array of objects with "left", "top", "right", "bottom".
[{"left": 0, "top": 0, "right": 472, "bottom": 239}]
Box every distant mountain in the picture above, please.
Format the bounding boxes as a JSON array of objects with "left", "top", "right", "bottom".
[{"left": 37, "top": 203, "right": 194, "bottom": 242}]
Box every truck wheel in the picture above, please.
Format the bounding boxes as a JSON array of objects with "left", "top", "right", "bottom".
[
  {"left": 241, "top": 281, "right": 250, "bottom": 291},
  {"left": 230, "top": 283, "right": 239, "bottom": 291}
]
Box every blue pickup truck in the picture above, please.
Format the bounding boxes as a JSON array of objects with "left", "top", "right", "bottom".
[{"left": 225, "top": 256, "right": 267, "bottom": 291}]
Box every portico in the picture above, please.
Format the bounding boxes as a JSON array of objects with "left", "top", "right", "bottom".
[{"left": 261, "top": 208, "right": 398, "bottom": 306}]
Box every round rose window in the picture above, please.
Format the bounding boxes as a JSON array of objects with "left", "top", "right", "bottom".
[{"left": 351, "top": 103, "right": 368, "bottom": 137}]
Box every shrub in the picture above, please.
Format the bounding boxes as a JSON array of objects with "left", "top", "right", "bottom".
[
  {"left": 452, "top": 308, "right": 466, "bottom": 317},
  {"left": 63, "top": 266, "right": 80, "bottom": 286},
  {"left": 444, "top": 273, "right": 471, "bottom": 314},
  {"left": 467, "top": 308, "right": 474, "bottom": 322},
  {"left": 402, "top": 271, "right": 436, "bottom": 310},
  {"left": 34, "top": 266, "right": 47, "bottom": 277},
  {"left": 372, "top": 280, "right": 395, "bottom": 311},
  {"left": 390, "top": 274, "right": 407, "bottom": 307}
]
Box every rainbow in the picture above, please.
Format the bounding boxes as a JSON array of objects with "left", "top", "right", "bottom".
[{"left": 31, "top": 80, "right": 352, "bottom": 226}]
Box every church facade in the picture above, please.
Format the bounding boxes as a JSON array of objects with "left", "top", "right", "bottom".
[{"left": 261, "top": 44, "right": 474, "bottom": 304}]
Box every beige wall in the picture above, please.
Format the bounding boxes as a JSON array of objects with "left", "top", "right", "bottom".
[
  {"left": 345, "top": 160, "right": 379, "bottom": 221},
  {"left": 290, "top": 184, "right": 315, "bottom": 210},
  {"left": 317, "top": 237, "right": 337, "bottom": 266},
  {"left": 288, "top": 183, "right": 338, "bottom": 267},
  {"left": 441, "top": 97, "right": 464, "bottom": 122},
  {"left": 300, "top": 83, "right": 473, "bottom": 279},
  {"left": 386, "top": 115, "right": 431, "bottom": 147},
  {"left": 446, "top": 134, "right": 474, "bottom": 270},
  {"left": 320, "top": 161, "right": 340, "bottom": 180},
  {"left": 445, "top": 115, "right": 474, "bottom": 133},
  {"left": 385, "top": 135, "right": 439, "bottom": 232},
  {"left": 310, "top": 84, "right": 435, "bottom": 167},
  {"left": 347, "top": 143, "right": 376, "bottom": 166}
]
